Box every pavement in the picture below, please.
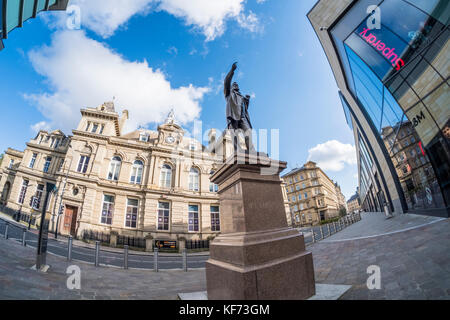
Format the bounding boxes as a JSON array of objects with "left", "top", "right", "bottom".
[
  {"left": 0, "top": 211, "right": 449, "bottom": 299},
  {"left": 0, "top": 214, "right": 209, "bottom": 270}
]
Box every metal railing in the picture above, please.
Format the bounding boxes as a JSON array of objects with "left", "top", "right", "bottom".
[{"left": 306, "top": 212, "right": 362, "bottom": 245}]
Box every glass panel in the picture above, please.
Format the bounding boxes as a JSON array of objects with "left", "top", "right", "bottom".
[
  {"left": 345, "top": 44, "right": 384, "bottom": 130},
  {"left": 421, "top": 82, "right": 450, "bottom": 131},
  {"left": 37, "top": 0, "right": 46, "bottom": 12},
  {"left": 423, "top": 28, "right": 450, "bottom": 80},
  {"left": 6, "top": 0, "right": 21, "bottom": 33},
  {"left": 404, "top": 0, "right": 450, "bottom": 26}
]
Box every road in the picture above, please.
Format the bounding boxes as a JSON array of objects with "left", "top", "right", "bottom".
[{"left": 0, "top": 219, "right": 209, "bottom": 270}]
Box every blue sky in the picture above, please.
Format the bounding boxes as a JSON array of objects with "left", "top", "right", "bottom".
[{"left": 0, "top": 0, "right": 358, "bottom": 199}]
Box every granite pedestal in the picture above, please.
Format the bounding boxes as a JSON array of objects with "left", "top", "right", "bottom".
[{"left": 206, "top": 153, "right": 315, "bottom": 300}]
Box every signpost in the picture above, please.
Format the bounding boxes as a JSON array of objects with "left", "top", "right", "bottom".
[{"left": 36, "top": 182, "right": 57, "bottom": 271}]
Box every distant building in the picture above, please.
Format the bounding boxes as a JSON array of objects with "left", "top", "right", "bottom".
[
  {"left": 334, "top": 182, "right": 347, "bottom": 212},
  {"left": 282, "top": 161, "right": 342, "bottom": 226},
  {"left": 347, "top": 192, "right": 360, "bottom": 214},
  {"left": 0, "top": 0, "right": 69, "bottom": 50}
]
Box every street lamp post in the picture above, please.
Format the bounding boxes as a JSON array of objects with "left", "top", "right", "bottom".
[{"left": 54, "top": 151, "right": 72, "bottom": 239}]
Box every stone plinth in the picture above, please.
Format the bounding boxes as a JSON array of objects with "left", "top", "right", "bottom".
[{"left": 206, "top": 153, "right": 315, "bottom": 300}]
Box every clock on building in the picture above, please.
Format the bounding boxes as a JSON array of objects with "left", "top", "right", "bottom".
[{"left": 165, "top": 135, "right": 175, "bottom": 144}]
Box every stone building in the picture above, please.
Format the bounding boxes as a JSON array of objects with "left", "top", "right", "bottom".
[
  {"left": 282, "top": 161, "right": 342, "bottom": 226},
  {"left": 334, "top": 182, "right": 347, "bottom": 212},
  {"left": 347, "top": 192, "right": 361, "bottom": 214},
  {"left": 0, "top": 102, "right": 230, "bottom": 250}
]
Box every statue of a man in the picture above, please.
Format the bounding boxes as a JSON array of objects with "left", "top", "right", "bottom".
[{"left": 224, "top": 62, "right": 254, "bottom": 152}]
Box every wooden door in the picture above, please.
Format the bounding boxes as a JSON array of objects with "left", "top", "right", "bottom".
[{"left": 63, "top": 206, "right": 78, "bottom": 236}]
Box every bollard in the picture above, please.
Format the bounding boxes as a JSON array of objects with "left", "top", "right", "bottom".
[
  {"left": 327, "top": 223, "right": 331, "bottom": 236},
  {"left": 319, "top": 225, "right": 324, "bottom": 240},
  {"left": 4, "top": 222, "right": 9, "bottom": 239},
  {"left": 154, "top": 247, "right": 159, "bottom": 272},
  {"left": 22, "top": 228, "right": 27, "bottom": 246},
  {"left": 311, "top": 228, "right": 315, "bottom": 243},
  {"left": 124, "top": 245, "right": 129, "bottom": 270},
  {"left": 95, "top": 241, "right": 100, "bottom": 267},
  {"left": 67, "top": 236, "right": 73, "bottom": 261},
  {"left": 182, "top": 248, "right": 187, "bottom": 272}
]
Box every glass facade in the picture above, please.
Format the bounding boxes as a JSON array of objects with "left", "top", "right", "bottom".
[
  {"left": 332, "top": 0, "right": 449, "bottom": 215},
  {"left": 1, "top": 0, "right": 62, "bottom": 49}
]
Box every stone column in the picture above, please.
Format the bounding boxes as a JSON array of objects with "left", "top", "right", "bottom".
[
  {"left": 206, "top": 153, "right": 315, "bottom": 300},
  {"left": 145, "top": 235, "right": 154, "bottom": 252}
]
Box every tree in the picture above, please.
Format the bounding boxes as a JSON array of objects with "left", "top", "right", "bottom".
[{"left": 339, "top": 206, "right": 347, "bottom": 217}]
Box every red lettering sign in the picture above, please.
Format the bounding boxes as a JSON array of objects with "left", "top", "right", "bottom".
[{"left": 359, "top": 28, "right": 405, "bottom": 71}]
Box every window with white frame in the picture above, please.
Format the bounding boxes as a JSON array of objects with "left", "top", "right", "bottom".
[
  {"left": 294, "top": 205, "right": 298, "bottom": 211},
  {"left": 157, "top": 202, "right": 170, "bottom": 231},
  {"left": 291, "top": 196, "right": 295, "bottom": 202},
  {"left": 18, "top": 180, "right": 29, "bottom": 204},
  {"left": 302, "top": 183, "right": 306, "bottom": 189},
  {"left": 32, "top": 184, "right": 44, "bottom": 209},
  {"left": 189, "top": 167, "right": 199, "bottom": 191},
  {"left": 315, "top": 188, "right": 320, "bottom": 195},
  {"left": 296, "top": 185, "right": 300, "bottom": 191},
  {"left": 43, "top": 157, "right": 52, "bottom": 173},
  {"left": 125, "top": 198, "right": 139, "bottom": 228},
  {"left": 139, "top": 132, "right": 149, "bottom": 142},
  {"left": 188, "top": 204, "right": 199, "bottom": 232},
  {"left": 99, "top": 124, "right": 105, "bottom": 135},
  {"left": 298, "top": 194, "right": 302, "bottom": 201},
  {"left": 210, "top": 206, "right": 220, "bottom": 231},
  {"left": 85, "top": 121, "right": 91, "bottom": 131},
  {"left": 58, "top": 159, "right": 64, "bottom": 172},
  {"left": 8, "top": 159, "right": 14, "bottom": 169},
  {"left": 300, "top": 175, "right": 304, "bottom": 180},
  {"left": 130, "top": 160, "right": 144, "bottom": 184},
  {"left": 53, "top": 138, "right": 60, "bottom": 148},
  {"left": 91, "top": 123, "right": 99, "bottom": 133},
  {"left": 299, "top": 203, "right": 304, "bottom": 210},
  {"left": 29, "top": 153, "right": 37, "bottom": 168},
  {"left": 159, "top": 164, "right": 172, "bottom": 188},
  {"left": 304, "top": 192, "right": 308, "bottom": 199},
  {"left": 77, "top": 156, "right": 90, "bottom": 173},
  {"left": 107, "top": 156, "right": 122, "bottom": 181},
  {"left": 209, "top": 171, "right": 218, "bottom": 192},
  {"left": 101, "top": 195, "right": 115, "bottom": 225}
]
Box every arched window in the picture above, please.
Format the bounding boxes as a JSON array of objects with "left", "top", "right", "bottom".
[
  {"left": 130, "top": 160, "right": 144, "bottom": 184},
  {"left": 189, "top": 167, "right": 200, "bottom": 191},
  {"left": 107, "top": 156, "right": 122, "bottom": 181},
  {"left": 159, "top": 164, "right": 172, "bottom": 188}
]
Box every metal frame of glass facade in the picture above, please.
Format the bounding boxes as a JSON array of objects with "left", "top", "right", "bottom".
[
  {"left": 311, "top": 0, "right": 449, "bottom": 217},
  {"left": 0, "top": 0, "right": 68, "bottom": 50}
]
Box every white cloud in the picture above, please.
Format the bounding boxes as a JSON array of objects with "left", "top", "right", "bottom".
[
  {"left": 25, "top": 30, "right": 209, "bottom": 134},
  {"left": 159, "top": 0, "right": 261, "bottom": 41},
  {"left": 53, "top": 0, "right": 262, "bottom": 41},
  {"left": 307, "top": 140, "right": 357, "bottom": 172},
  {"left": 62, "top": 0, "right": 155, "bottom": 38},
  {"left": 30, "top": 121, "right": 51, "bottom": 133}
]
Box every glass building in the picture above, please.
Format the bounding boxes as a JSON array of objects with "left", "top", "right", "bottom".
[
  {"left": 308, "top": 0, "right": 449, "bottom": 217},
  {"left": 1, "top": 0, "right": 68, "bottom": 50}
]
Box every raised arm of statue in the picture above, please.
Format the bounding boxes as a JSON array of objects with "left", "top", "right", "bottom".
[{"left": 224, "top": 62, "right": 237, "bottom": 97}]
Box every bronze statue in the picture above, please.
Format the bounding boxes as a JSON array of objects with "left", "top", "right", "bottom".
[{"left": 224, "top": 62, "right": 254, "bottom": 152}]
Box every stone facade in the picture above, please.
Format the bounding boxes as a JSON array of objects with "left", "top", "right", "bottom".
[
  {"left": 347, "top": 192, "right": 360, "bottom": 214},
  {"left": 282, "top": 161, "right": 343, "bottom": 226},
  {"left": 0, "top": 102, "right": 237, "bottom": 248}
]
